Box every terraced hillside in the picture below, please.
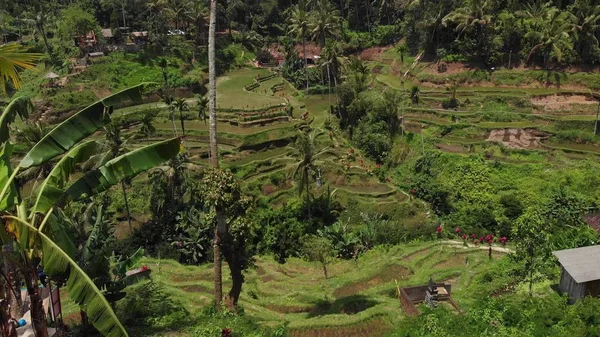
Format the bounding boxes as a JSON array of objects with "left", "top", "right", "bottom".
[{"left": 60, "top": 242, "right": 512, "bottom": 337}]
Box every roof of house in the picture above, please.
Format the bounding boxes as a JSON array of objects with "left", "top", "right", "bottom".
[
  {"left": 44, "top": 72, "right": 59, "bottom": 79},
  {"left": 131, "top": 31, "right": 148, "bottom": 37},
  {"left": 295, "top": 43, "right": 321, "bottom": 59},
  {"left": 101, "top": 29, "right": 113, "bottom": 38},
  {"left": 554, "top": 245, "right": 600, "bottom": 283}
]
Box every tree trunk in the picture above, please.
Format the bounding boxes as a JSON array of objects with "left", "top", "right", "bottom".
[
  {"left": 26, "top": 275, "right": 48, "bottom": 337},
  {"left": 36, "top": 22, "right": 53, "bottom": 60},
  {"left": 303, "top": 39, "right": 309, "bottom": 91},
  {"left": 178, "top": 111, "right": 186, "bottom": 137},
  {"left": 208, "top": 0, "right": 224, "bottom": 311},
  {"left": 3, "top": 244, "right": 21, "bottom": 320},
  {"left": 305, "top": 167, "right": 311, "bottom": 220},
  {"left": 322, "top": 264, "right": 328, "bottom": 279},
  {"left": 121, "top": 181, "right": 133, "bottom": 235},
  {"left": 170, "top": 111, "right": 179, "bottom": 137},
  {"left": 221, "top": 234, "right": 243, "bottom": 308}
]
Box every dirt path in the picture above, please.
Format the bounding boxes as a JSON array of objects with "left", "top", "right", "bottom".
[{"left": 442, "top": 240, "right": 513, "bottom": 254}]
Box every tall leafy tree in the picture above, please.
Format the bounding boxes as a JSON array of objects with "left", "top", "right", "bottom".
[
  {"left": 569, "top": 0, "right": 600, "bottom": 63},
  {"left": 186, "top": 0, "right": 209, "bottom": 46},
  {"left": 310, "top": 0, "right": 341, "bottom": 48},
  {"left": 196, "top": 95, "right": 209, "bottom": 126},
  {"left": 291, "top": 129, "right": 332, "bottom": 219},
  {"left": 167, "top": 0, "right": 191, "bottom": 30},
  {"left": 207, "top": 0, "right": 226, "bottom": 311},
  {"left": 442, "top": 0, "right": 493, "bottom": 60},
  {"left": 512, "top": 209, "right": 553, "bottom": 296},
  {"left": 173, "top": 98, "right": 189, "bottom": 137},
  {"left": 525, "top": 9, "right": 575, "bottom": 67}
]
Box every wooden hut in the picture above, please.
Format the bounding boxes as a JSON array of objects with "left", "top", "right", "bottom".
[{"left": 554, "top": 245, "right": 600, "bottom": 303}]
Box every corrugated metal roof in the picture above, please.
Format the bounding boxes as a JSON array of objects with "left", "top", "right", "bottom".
[{"left": 554, "top": 245, "right": 600, "bottom": 283}]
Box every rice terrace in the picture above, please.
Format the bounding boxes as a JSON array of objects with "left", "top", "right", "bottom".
[{"left": 3, "top": 1, "right": 600, "bottom": 337}]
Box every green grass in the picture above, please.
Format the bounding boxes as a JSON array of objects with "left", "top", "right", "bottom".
[
  {"left": 59, "top": 241, "right": 516, "bottom": 336},
  {"left": 216, "top": 68, "right": 286, "bottom": 109}
]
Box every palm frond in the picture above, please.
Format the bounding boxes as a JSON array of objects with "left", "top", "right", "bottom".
[{"left": 0, "top": 43, "right": 42, "bottom": 93}]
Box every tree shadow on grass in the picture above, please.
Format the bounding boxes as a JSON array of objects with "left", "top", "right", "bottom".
[{"left": 308, "top": 295, "right": 378, "bottom": 317}]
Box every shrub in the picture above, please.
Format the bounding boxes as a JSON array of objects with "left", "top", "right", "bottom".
[{"left": 441, "top": 98, "right": 460, "bottom": 109}]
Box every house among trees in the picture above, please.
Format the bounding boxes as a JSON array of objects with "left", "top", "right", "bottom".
[
  {"left": 295, "top": 43, "right": 321, "bottom": 65},
  {"left": 101, "top": 28, "right": 114, "bottom": 44},
  {"left": 554, "top": 245, "right": 600, "bottom": 303},
  {"left": 76, "top": 30, "right": 98, "bottom": 49}
]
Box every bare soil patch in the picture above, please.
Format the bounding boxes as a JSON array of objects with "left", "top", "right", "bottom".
[
  {"left": 359, "top": 46, "right": 391, "bottom": 61},
  {"left": 334, "top": 265, "right": 412, "bottom": 298},
  {"left": 487, "top": 128, "right": 550, "bottom": 149},
  {"left": 532, "top": 94, "right": 597, "bottom": 111},
  {"left": 421, "top": 62, "right": 474, "bottom": 75},
  {"left": 265, "top": 304, "right": 312, "bottom": 314}
]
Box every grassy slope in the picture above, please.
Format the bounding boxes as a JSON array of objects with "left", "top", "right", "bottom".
[{"left": 62, "top": 242, "right": 525, "bottom": 337}]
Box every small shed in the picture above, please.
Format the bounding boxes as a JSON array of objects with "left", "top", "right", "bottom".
[{"left": 554, "top": 245, "right": 600, "bottom": 303}]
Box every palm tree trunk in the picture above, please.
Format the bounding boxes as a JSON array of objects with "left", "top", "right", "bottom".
[
  {"left": 178, "top": 111, "right": 186, "bottom": 137},
  {"left": 121, "top": 181, "right": 133, "bottom": 235},
  {"left": 208, "top": 0, "right": 224, "bottom": 311},
  {"left": 170, "top": 112, "right": 179, "bottom": 137},
  {"left": 303, "top": 38, "right": 309, "bottom": 91},
  {"left": 36, "top": 22, "right": 53, "bottom": 60},
  {"left": 305, "top": 168, "right": 311, "bottom": 219},
  {"left": 327, "top": 63, "right": 332, "bottom": 120}
]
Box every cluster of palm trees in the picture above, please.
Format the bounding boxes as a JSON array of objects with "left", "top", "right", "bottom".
[
  {"left": 287, "top": 0, "right": 342, "bottom": 91},
  {"left": 146, "top": 0, "right": 210, "bottom": 46}
]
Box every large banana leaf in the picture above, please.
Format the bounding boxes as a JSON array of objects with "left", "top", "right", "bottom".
[
  {"left": 32, "top": 140, "right": 100, "bottom": 215},
  {"left": 0, "top": 96, "right": 33, "bottom": 144},
  {"left": 12, "top": 218, "right": 129, "bottom": 337},
  {"left": 19, "top": 84, "right": 150, "bottom": 168},
  {"left": 61, "top": 137, "right": 182, "bottom": 205},
  {"left": 0, "top": 142, "right": 17, "bottom": 210}
]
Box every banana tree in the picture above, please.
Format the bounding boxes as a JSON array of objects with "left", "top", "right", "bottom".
[{"left": 0, "top": 84, "right": 182, "bottom": 337}]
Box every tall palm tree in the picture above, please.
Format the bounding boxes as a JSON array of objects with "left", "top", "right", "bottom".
[
  {"left": 173, "top": 98, "right": 189, "bottom": 137},
  {"left": 516, "top": 0, "right": 553, "bottom": 29},
  {"left": 397, "top": 43, "right": 409, "bottom": 64},
  {"left": 161, "top": 93, "right": 178, "bottom": 136},
  {"left": 569, "top": 0, "right": 600, "bottom": 62},
  {"left": 288, "top": 5, "right": 311, "bottom": 91},
  {"left": 139, "top": 112, "right": 156, "bottom": 142},
  {"left": 186, "top": 0, "right": 209, "bottom": 46},
  {"left": 310, "top": 0, "right": 341, "bottom": 48},
  {"left": 291, "top": 129, "right": 331, "bottom": 219},
  {"left": 208, "top": 0, "right": 226, "bottom": 311},
  {"left": 321, "top": 42, "right": 343, "bottom": 114},
  {"left": 442, "top": 0, "right": 492, "bottom": 60},
  {"left": 167, "top": 0, "right": 190, "bottom": 30},
  {"left": 197, "top": 95, "right": 209, "bottom": 126},
  {"left": 104, "top": 123, "right": 135, "bottom": 235},
  {"left": 0, "top": 43, "right": 41, "bottom": 94},
  {"left": 525, "top": 10, "right": 575, "bottom": 67}
]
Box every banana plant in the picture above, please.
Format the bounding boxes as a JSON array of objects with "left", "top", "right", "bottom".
[{"left": 0, "top": 84, "right": 182, "bottom": 337}]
